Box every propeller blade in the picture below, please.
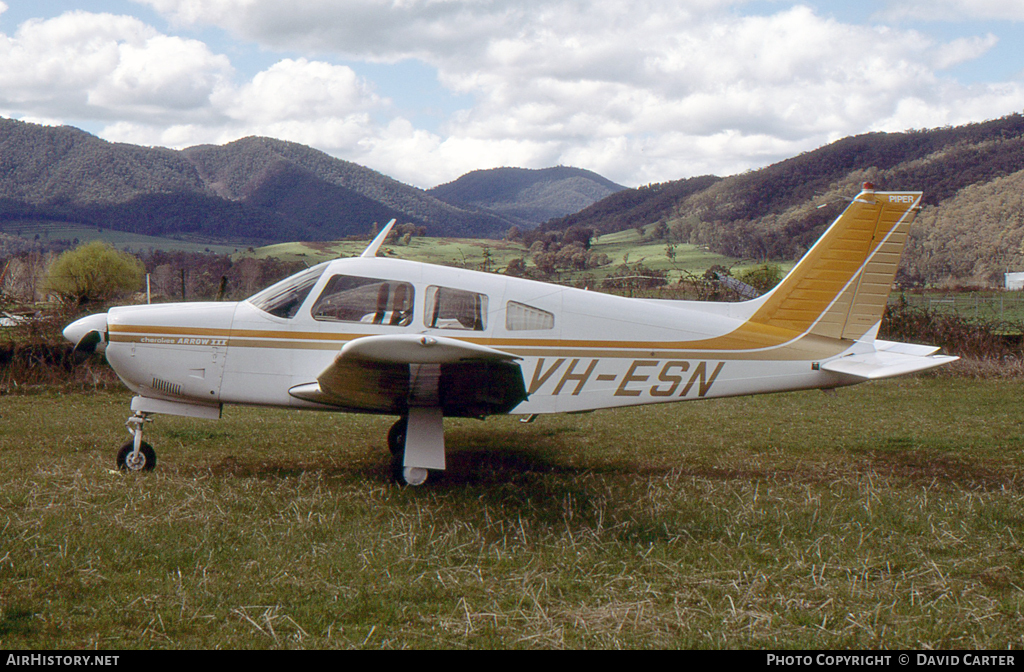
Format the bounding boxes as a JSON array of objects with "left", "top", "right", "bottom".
[{"left": 74, "top": 329, "right": 105, "bottom": 354}]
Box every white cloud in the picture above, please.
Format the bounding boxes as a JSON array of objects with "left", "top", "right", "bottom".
[
  {"left": 872, "top": 82, "right": 1024, "bottom": 133},
  {"left": 931, "top": 35, "right": 1000, "bottom": 70},
  {"left": 0, "top": 11, "right": 392, "bottom": 176},
  {"left": 213, "top": 59, "right": 383, "bottom": 124},
  {"left": 0, "top": 11, "right": 232, "bottom": 122},
  {"left": 420, "top": 6, "right": 972, "bottom": 179},
  {"left": 128, "top": 0, "right": 1024, "bottom": 187},
  {"left": 103, "top": 57, "right": 399, "bottom": 182},
  {"left": 880, "top": 0, "right": 1024, "bottom": 21}
]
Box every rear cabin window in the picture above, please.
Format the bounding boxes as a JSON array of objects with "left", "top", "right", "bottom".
[
  {"left": 506, "top": 301, "right": 555, "bottom": 331},
  {"left": 312, "top": 275, "right": 415, "bottom": 326},
  {"left": 425, "top": 286, "right": 488, "bottom": 331},
  {"left": 248, "top": 265, "right": 326, "bottom": 319}
]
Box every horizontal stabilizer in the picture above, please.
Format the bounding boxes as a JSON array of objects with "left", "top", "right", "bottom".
[
  {"left": 874, "top": 339, "right": 942, "bottom": 357},
  {"left": 821, "top": 349, "right": 958, "bottom": 380}
]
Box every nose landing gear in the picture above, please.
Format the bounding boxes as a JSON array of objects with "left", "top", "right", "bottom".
[
  {"left": 111, "top": 396, "right": 219, "bottom": 473},
  {"left": 117, "top": 411, "right": 156, "bottom": 472}
]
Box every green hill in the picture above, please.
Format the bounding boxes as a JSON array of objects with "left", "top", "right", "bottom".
[
  {"left": 0, "top": 118, "right": 515, "bottom": 242},
  {"left": 542, "top": 114, "right": 1024, "bottom": 285},
  {"left": 241, "top": 225, "right": 754, "bottom": 287},
  {"left": 428, "top": 166, "right": 626, "bottom": 228}
]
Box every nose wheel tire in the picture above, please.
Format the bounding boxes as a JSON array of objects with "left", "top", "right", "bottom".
[{"left": 116, "top": 440, "right": 156, "bottom": 472}]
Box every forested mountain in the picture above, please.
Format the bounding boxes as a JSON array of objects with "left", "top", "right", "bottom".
[
  {"left": 543, "top": 114, "right": 1024, "bottom": 285},
  {"left": 182, "top": 137, "right": 518, "bottom": 238},
  {"left": 0, "top": 118, "right": 515, "bottom": 241},
  {"left": 428, "top": 166, "right": 626, "bottom": 227},
  {"left": 5, "top": 113, "right": 1024, "bottom": 285}
]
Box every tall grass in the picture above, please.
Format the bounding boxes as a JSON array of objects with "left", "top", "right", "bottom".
[{"left": 2, "top": 380, "right": 1024, "bottom": 649}]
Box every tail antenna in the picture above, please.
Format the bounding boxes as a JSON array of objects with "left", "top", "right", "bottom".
[{"left": 360, "top": 219, "right": 398, "bottom": 259}]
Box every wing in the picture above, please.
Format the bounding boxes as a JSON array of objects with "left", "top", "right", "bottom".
[{"left": 289, "top": 334, "right": 529, "bottom": 417}]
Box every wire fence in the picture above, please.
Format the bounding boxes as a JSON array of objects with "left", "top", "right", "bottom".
[{"left": 894, "top": 291, "right": 1024, "bottom": 325}]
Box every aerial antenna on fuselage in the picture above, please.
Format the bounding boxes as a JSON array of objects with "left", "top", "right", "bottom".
[{"left": 360, "top": 219, "right": 397, "bottom": 258}]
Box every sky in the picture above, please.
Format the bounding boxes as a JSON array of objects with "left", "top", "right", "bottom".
[{"left": 1, "top": 1, "right": 1023, "bottom": 189}]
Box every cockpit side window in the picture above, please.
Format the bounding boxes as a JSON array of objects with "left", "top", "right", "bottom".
[
  {"left": 425, "top": 286, "right": 488, "bottom": 331},
  {"left": 247, "top": 265, "right": 326, "bottom": 319},
  {"left": 506, "top": 301, "right": 555, "bottom": 331},
  {"left": 312, "top": 275, "right": 415, "bottom": 326}
]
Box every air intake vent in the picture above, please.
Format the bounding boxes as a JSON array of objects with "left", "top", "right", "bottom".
[{"left": 152, "top": 378, "right": 183, "bottom": 396}]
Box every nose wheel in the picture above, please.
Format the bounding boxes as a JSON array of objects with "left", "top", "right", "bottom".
[
  {"left": 118, "top": 411, "right": 157, "bottom": 472},
  {"left": 116, "top": 440, "right": 156, "bottom": 471}
]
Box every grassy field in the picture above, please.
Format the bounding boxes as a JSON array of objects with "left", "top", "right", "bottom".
[
  {"left": 241, "top": 227, "right": 773, "bottom": 284},
  {"left": 588, "top": 227, "right": 778, "bottom": 279},
  {"left": 2, "top": 377, "right": 1024, "bottom": 649},
  {"left": 244, "top": 237, "right": 529, "bottom": 272},
  {"left": 3, "top": 219, "right": 779, "bottom": 285},
  {"left": 897, "top": 290, "right": 1024, "bottom": 326},
  {"left": 1, "top": 221, "right": 244, "bottom": 255}
]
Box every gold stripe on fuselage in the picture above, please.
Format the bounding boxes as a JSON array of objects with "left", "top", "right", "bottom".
[{"left": 107, "top": 321, "right": 851, "bottom": 361}]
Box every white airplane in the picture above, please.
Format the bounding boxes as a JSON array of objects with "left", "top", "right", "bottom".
[{"left": 64, "top": 184, "right": 956, "bottom": 485}]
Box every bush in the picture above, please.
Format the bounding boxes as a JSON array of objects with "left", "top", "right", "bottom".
[
  {"left": 880, "top": 298, "right": 1019, "bottom": 360},
  {"left": 45, "top": 241, "right": 144, "bottom": 306}
]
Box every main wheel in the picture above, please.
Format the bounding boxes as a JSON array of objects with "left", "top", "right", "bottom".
[
  {"left": 390, "top": 451, "right": 429, "bottom": 486},
  {"left": 116, "top": 440, "right": 156, "bottom": 472},
  {"left": 387, "top": 417, "right": 408, "bottom": 455}
]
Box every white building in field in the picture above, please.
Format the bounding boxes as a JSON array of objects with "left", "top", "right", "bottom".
[{"left": 1005, "top": 273, "right": 1024, "bottom": 290}]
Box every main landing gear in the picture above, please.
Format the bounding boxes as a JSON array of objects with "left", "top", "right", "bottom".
[
  {"left": 117, "top": 411, "right": 156, "bottom": 472},
  {"left": 387, "top": 408, "right": 445, "bottom": 487},
  {"left": 388, "top": 416, "right": 429, "bottom": 486}
]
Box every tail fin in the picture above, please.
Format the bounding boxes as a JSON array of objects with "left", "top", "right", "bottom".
[{"left": 748, "top": 185, "right": 921, "bottom": 342}]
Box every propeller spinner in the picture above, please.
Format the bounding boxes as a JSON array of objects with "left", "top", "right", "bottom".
[{"left": 63, "top": 313, "right": 109, "bottom": 354}]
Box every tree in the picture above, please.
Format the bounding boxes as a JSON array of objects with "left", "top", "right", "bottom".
[
  {"left": 46, "top": 241, "right": 145, "bottom": 306},
  {"left": 735, "top": 263, "right": 785, "bottom": 294},
  {"left": 504, "top": 257, "right": 527, "bottom": 277},
  {"left": 563, "top": 226, "right": 595, "bottom": 249}
]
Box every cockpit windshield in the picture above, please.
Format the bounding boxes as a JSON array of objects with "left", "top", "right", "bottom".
[{"left": 247, "top": 265, "right": 326, "bottom": 319}]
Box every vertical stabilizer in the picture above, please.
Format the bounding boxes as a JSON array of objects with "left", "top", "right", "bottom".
[{"left": 749, "top": 185, "right": 921, "bottom": 342}]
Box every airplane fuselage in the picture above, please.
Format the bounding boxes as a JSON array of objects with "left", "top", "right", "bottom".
[{"left": 101, "top": 256, "right": 860, "bottom": 418}]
